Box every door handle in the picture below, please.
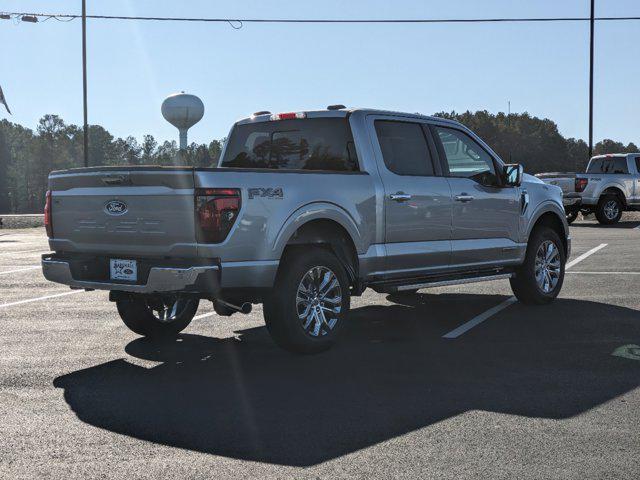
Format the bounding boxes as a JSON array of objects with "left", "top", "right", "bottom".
[
  {"left": 389, "top": 193, "right": 412, "bottom": 202},
  {"left": 455, "top": 194, "right": 474, "bottom": 202}
]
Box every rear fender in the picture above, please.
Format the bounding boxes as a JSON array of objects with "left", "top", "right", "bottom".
[
  {"left": 599, "top": 184, "right": 627, "bottom": 205},
  {"left": 273, "top": 202, "right": 364, "bottom": 258}
]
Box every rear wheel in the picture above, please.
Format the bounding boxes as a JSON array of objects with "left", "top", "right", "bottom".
[
  {"left": 595, "top": 195, "right": 623, "bottom": 225},
  {"left": 263, "top": 248, "right": 350, "bottom": 354},
  {"left": 510, "top": 227, "right": 565, "bottom": 305},
  {"left": 116, "top": 294, "right": 199, "bottom": 338},
  {"left": 566, "top": 211, "right": 579, "bottom": 224}
]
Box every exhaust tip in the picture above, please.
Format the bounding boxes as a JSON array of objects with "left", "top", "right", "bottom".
[{"left": 240, "top": 302, "right": 252, "bottom": 314}]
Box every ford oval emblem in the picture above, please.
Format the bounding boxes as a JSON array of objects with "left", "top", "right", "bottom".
[{"left": 105, "top": 200, "right": 128, "bottom": 216}]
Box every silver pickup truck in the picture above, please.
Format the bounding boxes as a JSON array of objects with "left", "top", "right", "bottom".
[
  {"left": 577, "top": 154, "right": 640, "bottom": 224},
  {"left": 42, "top": 108, "right": 570, "bottom": 353},
  {"left": 538, "top": 153, "right": 640, "bottom": 225}
]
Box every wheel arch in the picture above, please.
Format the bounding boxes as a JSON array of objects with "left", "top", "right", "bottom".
[
  {"left": 527, "top": 206, "right": 569, "bottom": 256},
  {"left": 273, "top": 204, "right": 364, "bottom": 287},
  {"left": 600, "top": 186, "right": 627, "bottom": 206}
]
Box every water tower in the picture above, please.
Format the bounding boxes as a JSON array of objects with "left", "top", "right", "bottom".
[{"left": 161, "top": 92, "right": 205, "bottom": 150}]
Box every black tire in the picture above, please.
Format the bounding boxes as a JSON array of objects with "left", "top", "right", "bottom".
[
  {"left": 263, "top": 248, "right": 350, "bottom": 354},
  {"left": 595, "top": 195, "right": 623, "bottom": 225},
  {"left": 566, "top": 211, "right": 578, "bottom": 224},
  {"left": 510, "top": 226, "right": 565, "bottom": 305},
  {"left": 116, "top": 295, "right": 199, "bottom": 338}
]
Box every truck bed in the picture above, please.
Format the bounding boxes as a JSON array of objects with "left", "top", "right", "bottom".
[{"left": 534, "top": 172, "right": 576, "bottom": 194}]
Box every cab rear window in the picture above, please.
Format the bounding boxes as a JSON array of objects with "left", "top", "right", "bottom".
[
  {"left": 587, "top": 157, "right": 628, "bottom": 174},
  {"left": 220, "top": 118, "right": 359, "bottom": 171}
]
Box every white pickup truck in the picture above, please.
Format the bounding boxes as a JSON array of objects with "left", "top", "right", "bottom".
[{"left": 537, "top": 153, "right": 640, "bottom": 224}]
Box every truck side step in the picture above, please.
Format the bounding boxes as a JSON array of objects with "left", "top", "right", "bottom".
[
  {"left": 370, "top": 270, "right": 514, "bottom": 293},
  {"left": 396, "top": 273, "right": 513, "bottom": 292}
]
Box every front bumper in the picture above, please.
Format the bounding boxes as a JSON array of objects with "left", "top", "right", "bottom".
[{"left": 41, "top": 254, "right": 219, "bottom": 294}]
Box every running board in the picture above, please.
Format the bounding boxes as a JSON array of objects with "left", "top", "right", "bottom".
[{"left": 395, "top": 273, "right": 513, "bottom": 292}]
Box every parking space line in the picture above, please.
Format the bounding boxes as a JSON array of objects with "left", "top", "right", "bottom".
[
  {"left": 442, "top": 243, "right": 608, "bottom": 339},
  {"left": 442, "top": 297, "right": 518, "bottom": 339},
  {"left": 193, "top": 311, "right": 216, "bottom": 320},
  {"left": 0, "top": 290, "right": 84, "bottom": 310},
  {"left": 566, "top": 243, "right": 608, "bottom": 269},
  {"left": 0, "top": 266, "right": 41, "bottom": 275},
  {"left": 566, "top": 271, "right": 640, "bottom": 275}
]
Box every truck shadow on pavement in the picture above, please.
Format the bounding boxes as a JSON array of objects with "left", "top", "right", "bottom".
[{"left": 53, "top": 294, "right": 640, "bottom": 466}]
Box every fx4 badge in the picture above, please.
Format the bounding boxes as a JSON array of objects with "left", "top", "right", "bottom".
[{"left": 248, "top": 187, "right": 283, "bottom": 200}]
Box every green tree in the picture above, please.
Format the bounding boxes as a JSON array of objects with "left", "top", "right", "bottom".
[
  {"left": 0, "top": 128, "right": 10, "bottom": 213},
  {"left": 0, "top": 112, "right": 637, "bottom": 214},
  {"left": 114, "top": 136, "right": 142, "bottom": 165},
  {"left": 141, "top": 134, "right": 157, "bottom": 164}
]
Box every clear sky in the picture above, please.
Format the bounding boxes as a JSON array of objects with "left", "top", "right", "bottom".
[{"left": 1, "top": 0, "right": 639, "bottom": 146}]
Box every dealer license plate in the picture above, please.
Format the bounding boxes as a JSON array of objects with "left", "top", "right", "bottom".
[{"left": 110, "top": 259, "right": 137, "bottom": 281}]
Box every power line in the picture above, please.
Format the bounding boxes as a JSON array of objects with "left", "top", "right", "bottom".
[{"left": 1, "top": 12, "right": 640, "bottom": 27}]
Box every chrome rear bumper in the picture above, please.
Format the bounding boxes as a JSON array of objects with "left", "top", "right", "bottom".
[{"left": 41, "top": 256, "right": 219, "bottom": 294}]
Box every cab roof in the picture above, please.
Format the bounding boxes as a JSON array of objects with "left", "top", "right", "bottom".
[
  {"left": 591, "top": 153, "right": 640, "bottom": 159},
  {"left": 236, "top": 107, "right": 464, "bottom": 129}
]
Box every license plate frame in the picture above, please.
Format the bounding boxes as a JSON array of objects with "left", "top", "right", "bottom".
[{"left": 109, "top": 259, "right": 138, "bottom": 282}]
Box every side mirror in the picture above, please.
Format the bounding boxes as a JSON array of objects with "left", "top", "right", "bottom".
[{"left": 503, "top": 164, "right": 523, "bottom": 187}]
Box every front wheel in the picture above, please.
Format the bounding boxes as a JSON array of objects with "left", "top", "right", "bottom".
[
  {"left": 116, "top": 294, "right": 199, "bottom": 338},
  {"left": 263, "top": 248, "right": 350, "bottom": 354},
  {"left": 510, "top": 227, "right": 565, "bottom": 305}
]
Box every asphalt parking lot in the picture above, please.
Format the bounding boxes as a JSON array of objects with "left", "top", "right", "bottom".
[{"left": 1, "top": 217, "right": 639, "bottom": 480}]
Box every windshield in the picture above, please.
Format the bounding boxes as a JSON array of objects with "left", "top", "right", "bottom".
[{"left": 220, "top": 117, "right": 359, "bottom": 171}]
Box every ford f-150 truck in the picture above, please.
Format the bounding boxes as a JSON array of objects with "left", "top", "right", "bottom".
[
  {"left": 42, "top": 107, "right": 570, "bottom": 353},
  {"left": 537, "top": 153, "right": 640, "bottom": 225}
]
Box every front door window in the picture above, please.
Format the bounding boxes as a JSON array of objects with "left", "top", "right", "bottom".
[{"left": 434, "top": 126, "right": 498, "bottom": 185}]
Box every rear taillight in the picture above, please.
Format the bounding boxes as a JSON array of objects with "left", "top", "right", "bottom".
[
  {"left": 195, "top": 188, "right": 241, "bottom": 243},
  {"left": 44, "top": 190, "right": 53, "bottom": 238},
  {"left": 575, "top": 178, "right": 588, "bottom": 193}
]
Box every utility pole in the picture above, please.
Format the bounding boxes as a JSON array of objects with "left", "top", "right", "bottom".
[
  {"left": 82, "top": 0, "right": 89, "bottom": 167},
  {"left": 588, "top": 0, "right": 595, "bottom": 160},
  {"left": 508, "top": 101, "right": 512, "bottom": 162}
]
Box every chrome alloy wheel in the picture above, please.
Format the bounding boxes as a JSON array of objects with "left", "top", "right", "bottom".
[
  {"left": 296, "top": 266, "right": 342, "bottom": 337},
  {"left": 145, "top": 296, "right": 191, "bottom": 323},
  {"left": 603, "top": 200, "right": 620, "bottom": 220},
  {"left": 534, "top": 240, "right": 561, "bottom": 294}
]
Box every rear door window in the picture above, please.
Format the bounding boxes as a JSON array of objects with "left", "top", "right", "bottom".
[
  {"left": 221, "top": 117, "right": 359, "bottom": 171},
  {"left": 374, "top": 121, "right": 435, "bottom": 176}
]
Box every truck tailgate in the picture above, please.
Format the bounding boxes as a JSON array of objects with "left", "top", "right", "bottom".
[
  {"left": 48, "top": 167, "right": 197, "bottom": 257},
  {"left": 535, "top": 173, "right": 576, "bottom": 194}
]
